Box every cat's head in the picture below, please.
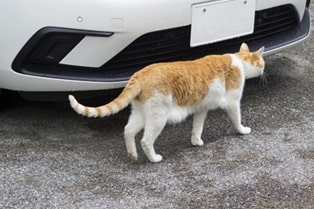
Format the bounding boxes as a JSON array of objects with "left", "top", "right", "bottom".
[{"left": 237, "top": 43, "right": 265, "bottom": 79}]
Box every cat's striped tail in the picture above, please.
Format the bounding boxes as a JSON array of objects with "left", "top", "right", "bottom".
[{"left": 68, "top": 79, "right": 141, "bottom": 118}]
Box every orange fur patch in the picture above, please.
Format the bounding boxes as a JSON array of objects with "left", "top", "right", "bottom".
[
  {"left": 84, "top": 107, "right": 89, "bottom": 116},
  {"left": 225, "top": 65, "right": 241, "bottom": 90},
  {"left": 135, "top": 54, "right": 242, "bottom": 106}
]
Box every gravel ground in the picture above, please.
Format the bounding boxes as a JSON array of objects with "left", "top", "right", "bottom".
[{"left": 1, "top": 4, "right": 313, "bottom": 209}]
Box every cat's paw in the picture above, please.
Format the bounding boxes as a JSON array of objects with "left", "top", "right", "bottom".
[
  {"left": 191, "top": 137, "right": 204, "bottom": 146},
  {"left": 238, "top": 126, "right": 251, "bottom": 135},
  {"left": 128, "top": 152, "right": 138, "bottom": 161},
  {"left": 148, "top": 154, "right": 163, "bottom": 163}
]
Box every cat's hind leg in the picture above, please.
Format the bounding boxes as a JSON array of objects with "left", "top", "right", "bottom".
[
  {"left": 226, "top": 102, "right": 251, "bottom": 135},
  {"left": 191, "top": 111, "right": 207, "bottom": 146},
  {"left": 141, "top": 95, "right": 170, "bottom": 163},
  {"left": 141, "top": 116, "right": 167, "bottom": 163},
  {"left": 124, "top": 102, "right": 144, "bottom": 161}
]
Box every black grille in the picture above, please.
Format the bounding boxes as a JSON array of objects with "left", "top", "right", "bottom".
[{"left": 103, "top": 4, "right": 298, "bottom": 73}]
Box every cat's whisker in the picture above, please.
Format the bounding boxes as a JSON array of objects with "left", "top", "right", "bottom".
[{"left": 259, "top": 71, "right": 268, "bottom": 88}]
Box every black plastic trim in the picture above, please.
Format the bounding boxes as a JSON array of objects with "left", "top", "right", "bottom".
[
  {"left": 306, "top": 0, "right": 311, "bottom": 7},
  {"left": 12, "top": 27, "right": 114, "bottom": 74}
]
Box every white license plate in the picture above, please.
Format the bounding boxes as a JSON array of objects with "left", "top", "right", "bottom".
[{"left": 190, "top": 0, "right": 256, "bottom": 47}]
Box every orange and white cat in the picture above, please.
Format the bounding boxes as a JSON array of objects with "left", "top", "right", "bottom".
[{"left": 69, "top": 43, "right": 265, "bottom": 163}]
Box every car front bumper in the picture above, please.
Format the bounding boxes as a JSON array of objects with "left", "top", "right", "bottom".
[{"left": 0, "top": 0, "right": 311, "bottom": 92}]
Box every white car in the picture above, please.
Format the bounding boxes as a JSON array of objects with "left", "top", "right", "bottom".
[{"left": 0, "top": 0, "right": 311, "bottom": 97}]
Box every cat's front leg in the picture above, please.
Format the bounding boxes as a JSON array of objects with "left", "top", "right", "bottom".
[
  {"left": 226, "top": 102, "right": 251, "bottom": 135},
  {"left": 191, "top": 111, "right": 207, "bottom": 146}
]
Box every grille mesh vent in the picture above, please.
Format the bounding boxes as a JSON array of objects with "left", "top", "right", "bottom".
[{"left": 102, "top": 5, "right": 298, "bottom": 73}]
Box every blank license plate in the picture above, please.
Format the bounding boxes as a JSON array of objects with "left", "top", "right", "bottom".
[{"left": 190, "top": 0, "right": 256, "bottom": 47}]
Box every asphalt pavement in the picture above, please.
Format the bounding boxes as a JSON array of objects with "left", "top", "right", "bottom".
[{"left": 1, "top": 6, "right": 313, "bottom": 209}]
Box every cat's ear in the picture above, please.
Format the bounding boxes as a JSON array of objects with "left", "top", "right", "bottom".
[
  {"left": 256, "top": 46, "right": 265, "bottom": 56},
  {"left": 240, "top": 43, "right": 249, "bottom": 52}
]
